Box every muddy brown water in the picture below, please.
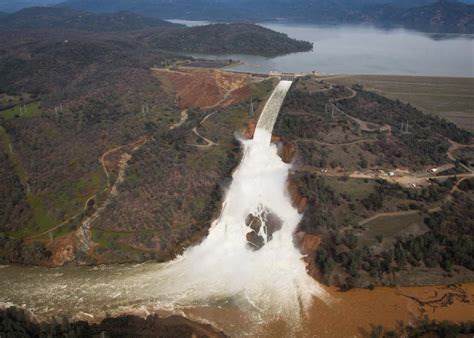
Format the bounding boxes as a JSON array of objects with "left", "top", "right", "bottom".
[
  {"left": 260, "top": 284, "right": 474, "bottom": 337},
  {"left": 0, "top": 264, "right": 472, "bottom": 337}
]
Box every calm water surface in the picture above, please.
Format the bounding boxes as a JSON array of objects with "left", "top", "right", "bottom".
[{"left": 170, "top": 20, "right": 474, "bottom": 77}]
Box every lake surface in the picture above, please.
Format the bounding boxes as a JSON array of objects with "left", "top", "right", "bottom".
[{"left": 170, "top": 20, "right": 474, "bottom": 77}]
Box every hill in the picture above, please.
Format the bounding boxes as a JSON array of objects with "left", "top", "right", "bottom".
[
  {"left": 149, "top": 23, "right": 313, "bottom": 56},
  {"left": 0, "top": 0, "right": 62, "bottom": 12},
  {"left": 369, "top": 0, "right": 474, "bottom": 33},
  {"left": 0, "top": 7, "right": 180, "bottom": 31},
  {"left": 0, "top": 7, "right": 311, "bottom": 56}
]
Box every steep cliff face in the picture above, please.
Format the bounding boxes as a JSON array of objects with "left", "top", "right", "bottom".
[
  {"left": 272, "top": 136, "right": 306, "bottom": 213},
  {"left": 289, "top": 181, "right": 322, "bottom": 280},
  {"left": 294, "top": 230, "right": 322, "bottom": 280},
  {"left": 272, "top": 134, "right": 323, "bottom": 279},
  {"left": 278, "top": 141, "right": 296, "bottom": 164},
  {"left": 287, "top": 179, "right": 308, "bottom": 213}
]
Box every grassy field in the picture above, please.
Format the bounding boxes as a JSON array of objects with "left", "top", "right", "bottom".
[
  {"left": 4, "top": 164, "right": 107, "bottom": 239},
  {"left": 295, "top": 76, "right": 330, "bottom": 93},
  {"left": 323, "top": 75, "right": 474, "bottom": 132},
  {"left": 24, "top": 194, "right": 59, "bottom": 237},
  {"left": 359, "top": 212, "right": 426, "bottom": 247},
  {"left": 0, "top": 101, "right": 41, "bottom": 120},
  {"left": 325, "top": 176, "right": 376, "bottom": 201}
]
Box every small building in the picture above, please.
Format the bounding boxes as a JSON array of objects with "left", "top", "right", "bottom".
[{"left": 388, "top": 171, "right": 395, "bottom": 177}]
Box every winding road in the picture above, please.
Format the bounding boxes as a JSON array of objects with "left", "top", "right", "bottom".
[{"left": 190, "top": 112, "right": 219, "bottom": 148}]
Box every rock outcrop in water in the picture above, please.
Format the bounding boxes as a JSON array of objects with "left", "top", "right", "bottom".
[{"left": 245, "top": 208, "right": 283, "bottom": 250}]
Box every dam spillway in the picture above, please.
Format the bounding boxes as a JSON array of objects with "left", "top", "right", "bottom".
[{"left": 254, "top": 80, "right": 293, "bottom": 143}]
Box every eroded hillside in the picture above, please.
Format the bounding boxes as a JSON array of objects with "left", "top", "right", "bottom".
[{"left": 153, "top": 68, "right": 255, "bottom": 109}]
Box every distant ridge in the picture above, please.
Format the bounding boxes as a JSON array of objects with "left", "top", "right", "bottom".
[
  {"left": 0, "top": 6, "right": 180, "bottom": 31},
  {"left": 367, "top": 0, "right": 474, "bottom": 33},
  {"left": 0, "top": 0, "right": 65, "bottom": 13},
  {"left": 58, "top": 0, "right": 474, "bottom": 33}
]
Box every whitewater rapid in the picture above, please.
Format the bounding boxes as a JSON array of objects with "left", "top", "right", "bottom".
[
  {"left": 0, "top": 80, "right": 328, "bottom": 334},
  {"left": 145, "top": 80, "right": 328, "bottom": 324}
]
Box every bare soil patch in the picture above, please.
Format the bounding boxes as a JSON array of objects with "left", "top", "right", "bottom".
[{"left": 153, "top": 68, "right": 254, "bottom": 109}]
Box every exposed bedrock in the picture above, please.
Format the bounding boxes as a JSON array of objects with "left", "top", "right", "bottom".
[{"left": 245, "top": 208, "right": 283, "bottom": 250}]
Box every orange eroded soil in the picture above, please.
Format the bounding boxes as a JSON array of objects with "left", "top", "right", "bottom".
[
  {"left": 258, "top": 283, "right": 474, "bottom": 337},
  {"left": 153, "top": 68, "right": 253, "bottom": 109}
]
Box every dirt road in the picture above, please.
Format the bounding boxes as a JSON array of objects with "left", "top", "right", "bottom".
[
  {"left": 297, "top": 138, "right": 376, "bottom": 147},
  {"left": 190, "top": 112, "right": 219, "bottom": 148},
  {"left": 25, "top": 137, "right": 149, "bottom": 241}
]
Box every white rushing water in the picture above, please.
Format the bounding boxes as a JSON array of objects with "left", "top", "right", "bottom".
[
  {"left": 0, "top": 80, "right": 328, "bottom": 335},
  {"left": 144, "top": 80, "right": 328, "bottom": 324}
]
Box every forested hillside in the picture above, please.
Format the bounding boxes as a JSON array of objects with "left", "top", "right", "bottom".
[
  {"left": 274, "top": 76, "right": 474, "bottom": 289},
  {"left": 149, "top": 23, "right": 313, "bottom": 56}
]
